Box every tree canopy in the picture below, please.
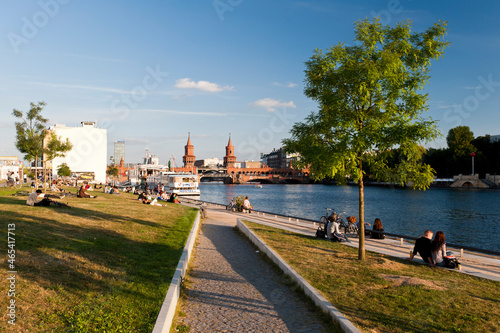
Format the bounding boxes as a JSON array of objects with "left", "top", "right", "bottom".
[
  {"left": 57, "top": 163, "right": 72, "bottom": 177},
  {"left": 283, "top": 18, "right": 449, "bottom": 260},
  {"left": 446, "top": 125, "right": 475, "bottom": 158},
  {"left": 12, "top": 101, "right": 49, "bottom": 163}
]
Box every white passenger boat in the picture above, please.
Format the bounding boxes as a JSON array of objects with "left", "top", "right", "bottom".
[{"left": 159, "top": 172, "right": 200, "bottom": 196}]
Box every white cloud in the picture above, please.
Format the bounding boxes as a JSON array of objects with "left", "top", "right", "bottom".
[
  {"left": 272, "top": 81, "right": 298, "bottom": 88},
  {"left": 251, "top": 98, "right": 296, "bottom": 112},
  {"left": 174, "top": 78, "right": 233, "bottom": 92}
]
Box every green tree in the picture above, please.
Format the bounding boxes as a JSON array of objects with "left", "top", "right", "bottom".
[
  {"left": 107, "top": 164, "right": 119, "bottom": 177},
  {"left": 44, "top": 131, "right": 72, "bottom": 184},
  {"left": 13, "top": 102, "right": 49, "bottom": 189},
  {"left": 57, "top": 163, "right": 72, "bottom": 177},
  {"left": 447, "top": 126, "right": 475, "bottom": 158},
  {"left": 283, "top": 18, "right": 449, "bottom": 260}
]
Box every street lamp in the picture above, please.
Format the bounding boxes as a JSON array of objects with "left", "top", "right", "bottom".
[{"left": 471, "top": 152, "right": 476, "bottom": 176}]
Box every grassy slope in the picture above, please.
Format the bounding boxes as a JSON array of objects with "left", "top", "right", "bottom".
[
  {"left": 245, "top": 221, "right": 500, "bottom": 333},
  {"left": 0, "top": 187, "right": 197, "bottom": 332}
]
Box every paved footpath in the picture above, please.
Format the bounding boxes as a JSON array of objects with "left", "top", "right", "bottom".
[{"left": 177, "top": 208, "right": 331, "bottom": 333}]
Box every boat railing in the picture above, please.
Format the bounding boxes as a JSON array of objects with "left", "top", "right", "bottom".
[{"left": 178, "top": 197, "right": 500, "bottom": 258}]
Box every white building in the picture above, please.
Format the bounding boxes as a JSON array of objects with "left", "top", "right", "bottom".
[{"left": 48, "top": 122, "right": 107, "bottom": 183}]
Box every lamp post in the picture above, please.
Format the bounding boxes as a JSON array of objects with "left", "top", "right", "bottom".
[{"left": 471, "top": 152, "right": 476, "bottom": 176}]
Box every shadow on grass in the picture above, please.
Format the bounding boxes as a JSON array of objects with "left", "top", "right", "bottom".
[
  {"left": 0, "top": 194, "right": 163, "bottom": 228},
  {"left": 0, "top": 196, "right": 195, "bottom": 300}
]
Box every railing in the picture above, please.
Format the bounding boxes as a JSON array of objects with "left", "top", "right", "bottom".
[{"left": 178, "top": 197, "right": 500, "bottom": 258}]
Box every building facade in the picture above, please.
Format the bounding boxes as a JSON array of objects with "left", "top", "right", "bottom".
[{"left": 48, "top": 122, "right": 107, "bottom": 183}]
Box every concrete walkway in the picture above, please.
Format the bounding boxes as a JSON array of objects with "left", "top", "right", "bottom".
[{"left": 176, "top": 208, "right": 331, "bottom": 333}]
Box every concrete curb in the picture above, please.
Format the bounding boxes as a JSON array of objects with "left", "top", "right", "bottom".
[
  {"left": 152, "top": 210, "right": 201, "bottom": 333},
  {"left": 237, "top": 218, "right": 362, "bottom": 333}
]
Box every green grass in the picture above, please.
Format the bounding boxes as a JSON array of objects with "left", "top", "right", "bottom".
[
  {"left": 243, "top": 221, "right": 500, "bottom": 333},
  {"left": 0, "top": 186, "right": 198, "bottom": 332}
]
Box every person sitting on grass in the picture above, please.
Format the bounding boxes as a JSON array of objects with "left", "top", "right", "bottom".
[
  {"left": 78, "top": 185, "right": 97, "bottom": 198},
  {"left": 27, "top": 190, "right": 69, "bottom": 207},
  {"left": 51, "top": 182, "right": 66, "bottom": 193},
  {"left": 158, "top": 191, "right": 168, "bottom": 201},
  {"left": 168, "top": 193, "right": 180, "bottom": 204},
  {"left": 406, "top": 229, "right": 433, "bottom": 264}
]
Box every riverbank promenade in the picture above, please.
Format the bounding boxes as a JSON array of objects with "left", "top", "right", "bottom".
[{"left": 175, "top": 202, "right": 500, "bottom": 332}]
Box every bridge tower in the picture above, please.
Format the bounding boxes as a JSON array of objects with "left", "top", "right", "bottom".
[
  {"left": 183, "top": 133, "right": 196, "bottom": 167},
  {"left": 224, "top": 133, "right": 236, "bottom": 167}
]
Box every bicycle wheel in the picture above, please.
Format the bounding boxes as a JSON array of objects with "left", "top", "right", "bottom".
[
  {"left": 319, "top": 216, "right": 327, "bottom": 226},
  {"left": 14, "top": 182, "right": 22, "bottom": 190}
]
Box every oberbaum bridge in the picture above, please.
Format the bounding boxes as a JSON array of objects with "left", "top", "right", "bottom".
[{"left": 173, "top": 135, "right": 310, "bottom": 184}]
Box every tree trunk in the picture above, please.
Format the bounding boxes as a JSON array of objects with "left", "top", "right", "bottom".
[
  {"left": 34, "top": 156, "right": 39, "bottom": 190},
  {"left": 358, "top": 160, "right": 366, "bottom": 260}
]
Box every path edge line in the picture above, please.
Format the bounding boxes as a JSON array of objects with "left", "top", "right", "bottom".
[
  {"left": 152, "top": 210, "right": 202, "bottom": 333},
  {"left": 237, "top": 218, "right": 362, "bottom": 333}
]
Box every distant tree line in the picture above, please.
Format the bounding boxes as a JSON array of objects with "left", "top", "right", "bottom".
[
  {"left": 424, "top": 126, "right": 500, "bottom": 178},
  {"left": 361, "top": 126, "right": 500, "bottom": 180}
]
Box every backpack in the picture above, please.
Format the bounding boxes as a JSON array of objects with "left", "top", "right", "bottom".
[
  {"left": 315, "top": 228, "right": 326, "bottom": 239},
  {"left": 444, "top": 256, "right": 460, "bottom": 269}
]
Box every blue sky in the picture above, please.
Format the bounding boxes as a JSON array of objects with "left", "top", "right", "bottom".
[{"left": 1, "top": 0, "right": 499, "bottom": 165}]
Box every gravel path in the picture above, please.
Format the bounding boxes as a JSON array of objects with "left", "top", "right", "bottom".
[{"left": 177, "top": 210, "right": 331, "bottom": 333}]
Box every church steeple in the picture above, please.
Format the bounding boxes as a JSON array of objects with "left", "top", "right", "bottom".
[
  {"left": 224, "top": 133, "right": 236, "bottom": 167},
  {"left": 183, "top": 132, "right": 195, "bottom": 167}
]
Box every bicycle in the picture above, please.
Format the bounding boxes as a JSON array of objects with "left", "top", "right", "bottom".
[
  {"left": 7, "top": 179, "right": 23, "bottom": 190},
  {"left": 318, "top": 208, "right": 336, "bottom": 226},
  {"left": 226, "top": 197, "right": 237, "bottom": 211}
]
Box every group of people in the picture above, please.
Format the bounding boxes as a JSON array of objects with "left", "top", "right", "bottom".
[
  {"left": 407, "top": 229, "right": 450, "bottom": 267},
  {"left": 137, "top": 190, "right": 179, "bottom": 206}
]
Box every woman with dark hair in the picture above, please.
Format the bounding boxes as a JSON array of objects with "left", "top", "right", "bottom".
[
  {"left": 371, "top": 218, "right": 385, "bottom": 239},
  {"left": 431, "top": 231, "right": 447, "bottom": 267}
]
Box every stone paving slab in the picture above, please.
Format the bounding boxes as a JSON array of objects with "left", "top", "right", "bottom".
[{"left": 177, "top": 209, "right": 331, "bottom": 333}]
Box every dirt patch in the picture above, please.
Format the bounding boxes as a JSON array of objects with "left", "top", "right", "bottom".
[{"left": 380, "top": 274, "right": 446, "bottom": 291}]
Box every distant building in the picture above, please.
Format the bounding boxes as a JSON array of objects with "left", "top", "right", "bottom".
[
  {"left": 490, "top": 135, "right": 500, "bottom": 143},
  {"left": 261, "top": 148, "right": 298, "bottom": 169},
  {"left": 114, "top": 141, "right": 125, "bottom": 164},
  {"left": 144, "top": 148, "right": 160, "bottom": 165},
  {"left": 48, "top": 122, "right": 107, "bottom": 183},
  {"left": 241, "top": 160, "right": 261, "bottom": 168},
  {"left": 0, "top": 156, "right": 22, "bottom": 180},
  {"left": 195, "top": 157, "right": 223, "bottom": 168}
]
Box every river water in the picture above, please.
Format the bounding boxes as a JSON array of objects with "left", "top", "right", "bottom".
[{"left": 199, "top": 183, "right": 500, "bottom": 252}]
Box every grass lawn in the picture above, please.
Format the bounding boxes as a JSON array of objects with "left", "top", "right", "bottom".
[
  {"left": 244, "top": 221, "right": 500, "bottom": 333},
  {"left": 0, "top": 186, "right": 198, "bottom": 332}
]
